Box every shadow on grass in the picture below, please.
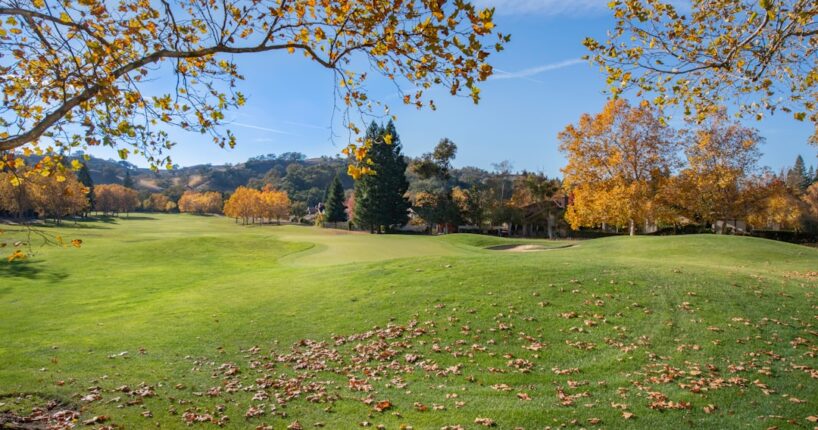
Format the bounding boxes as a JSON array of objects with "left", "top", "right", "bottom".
[
  {"left": 118, "top": 215, "right": 158, "bottom": 221},
  {"left": 94, "top": 215, "right": 158, "bottom": 222},
  {"left": 75, "top": 215, "right": 158, "bottom": 225},
  {"left": 0, "top": 260, "right": 69, "bottom": 282}
]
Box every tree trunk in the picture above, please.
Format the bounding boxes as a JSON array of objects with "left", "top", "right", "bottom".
[
  {"left": 629, "top": 219, "right": 635, "bottom": 236},
  {"left": 547, "top": 213, "right": 555, "bottom": 240}
]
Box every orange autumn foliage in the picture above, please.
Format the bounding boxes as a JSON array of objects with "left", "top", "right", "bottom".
[
  {"left": 223, "top": 186, "right": 290, "bottom": 224},
  {"left": 559, "top": 100, "right": 680, "bottom": 235},
  {"left": 0, "top": 169, "right": 89, "bottom": 222},
  {"left": 94, "top": 184, "right": 139, "bottom": 215},
  {"left": 178, "top": 191, "right": 223, "bottom": 215}
]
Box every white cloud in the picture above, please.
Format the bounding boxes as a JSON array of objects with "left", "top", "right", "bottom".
[
  {"left": 229, "top": 122, "right": 297, "bottom": 136},
  {"left": 491, "top": 58, "right": 586, "bottom": 82},
  {"left": 474, "top": 0, "right": 608, "bottom": 16},
  {"left": 281, "top": 120, "right": 328, "bottom": 130}
]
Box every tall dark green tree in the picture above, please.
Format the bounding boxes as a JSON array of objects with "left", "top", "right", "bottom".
[
  {"left": 786, "top": 155, "right": 810, "bottom": 193},
  {"left": 76, "top": 161, "right": 95, "bottom": 213},
  {"left": 412, "top": 138, "right": 458, "bottom": 180},
  {"left": 123, "top": 170, "right": 135, "bottom": 188},
  {"left": 353, "top": 121, "right": 410, "bottom": 233},
  {"left": 324, "top": 173, "right": 347, "bottom": 226}
]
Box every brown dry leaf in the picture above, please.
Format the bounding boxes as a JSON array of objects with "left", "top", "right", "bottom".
[
  {"left": 622, "top": 412, "right": 635, "bottom": 420},
  {"left": 474, "top": 417, "right": 495, "bottom": 427},
  {"left": 373, "top": 400, "right": 392, "bottom": 412},
  {"left": 82, "top": 415, "right": 108, "bottom": 425},
  {"left": 516, "top": 392, "right": 531, "bottom": 401}
]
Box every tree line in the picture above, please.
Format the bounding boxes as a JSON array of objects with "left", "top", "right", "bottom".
[{"left": 3, "top": 114, "right": 817, "bottom": 240}]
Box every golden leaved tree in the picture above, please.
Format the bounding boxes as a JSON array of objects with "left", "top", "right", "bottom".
[
  {"left": 805, "top": 183, "right": 818, "bottom": 219},
  {"left": 668, "top": 110, "right": 764, "bottom": 231},
  {"left": 0, "top": 168, "right": 88, "bottom": 223},
  {"left": 144, "top": 193, "right": 176, "bottom": 213},
  {"left": 0, "top": 0, "right": 507, "bottom": 178},
  {"left": 178, "top": 191, "right": 223, "bottom": 215},
  {"left": 559, "top": 100, "right": 680, "bottom": 235},
  {"left": 224, "top": 186, "right": 290, "bottom": 224},
  {"left": 586, "top": 0, "right": 818, "bottom": 142},
  {"left": 747, "top": 179, "right": 804, "bottom": 231},
  {"left": 94, "top": 184, "right": 139, "bottom": 216}
]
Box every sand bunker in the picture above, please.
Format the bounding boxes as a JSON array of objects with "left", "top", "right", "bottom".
[{"left": 486, "top": 243, "right": 576, "bottom": 252}]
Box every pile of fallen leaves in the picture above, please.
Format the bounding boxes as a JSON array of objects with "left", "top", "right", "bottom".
[{"left": 0, "top": 399, "right": 79, "bottom": 430}]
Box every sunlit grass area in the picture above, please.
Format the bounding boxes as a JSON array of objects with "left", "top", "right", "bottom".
[{"left": 1, "top": 214, "right": 816, "bottom": 429}]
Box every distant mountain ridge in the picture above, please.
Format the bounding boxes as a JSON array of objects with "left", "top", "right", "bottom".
[{"left": 71, "top": 152, "right": 354, "bottom": 205}]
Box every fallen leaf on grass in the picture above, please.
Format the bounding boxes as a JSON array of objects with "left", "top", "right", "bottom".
[
  {"left": 82, "top": 415, "right": 108, "bottom": 425},
  {"left": 474, "top": 417, "right": 495, "bottom": 427},
  {"left": 373, "top": 400, "right": 392, "bottom": 412}
]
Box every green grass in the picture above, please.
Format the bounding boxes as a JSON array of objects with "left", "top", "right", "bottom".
[{"left": 1, "top": 214, "right": 816, "bottom": 429}]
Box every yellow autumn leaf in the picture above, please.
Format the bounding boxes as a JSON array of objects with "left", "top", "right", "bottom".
[{"left": 7, "top": 250, "right": 26, "bottom": 263}]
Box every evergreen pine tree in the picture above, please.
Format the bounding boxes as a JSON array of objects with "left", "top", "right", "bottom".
[
  {"left": 353, "top": 123, "right": 381, "bottom": 232},
  {"left": 380, "top": 120, "right": 410, "bottom": 229},
  {"left": 123, "top": 170, "right": 134, "bottom": 188},
  {"left": 76, "top": 161, "right": 95, "bottom": 212},
  {"left": 324, "top": 173, "right": 347, "bottom": 225},
  {"left": 793, "top": 155, "right": 809, "bottom": 192},
  {"left": 354, "top": 121, "right": 410, "bottom": 233}
]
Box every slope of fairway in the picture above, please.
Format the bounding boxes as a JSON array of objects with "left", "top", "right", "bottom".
[
  {"left": 276, "top": 226, "right": 574, "bottom": 266},
  {"left": 1, "top": 214, "right": 816, "bottom": 429}
]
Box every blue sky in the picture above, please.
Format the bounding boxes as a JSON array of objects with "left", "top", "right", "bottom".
[{"left": 89, "top": 0, "right": 817, "bottom": 176}]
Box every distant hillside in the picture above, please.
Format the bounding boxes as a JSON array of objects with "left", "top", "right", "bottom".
[{"left": 73, "top": 152, "right": 354, "bottom": 205}]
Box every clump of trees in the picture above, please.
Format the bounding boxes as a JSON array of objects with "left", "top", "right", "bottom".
[
  {"left": 560, "top": 99, "right": 681, "bottom": 236},
  {"left": 95, "top": 184, "right": 139, "bottom": 216},
  {"left": 143, "top": 193, "right": 177, "bottom": 213},
  {"left": 410, "top": 139, "right": 463, "bottom": 233},
  {"left": 178, "top": 191, "right": 223, "bottom": 215},
  {"left": 560, "top": 100, "right": 816, "bottom": 235},
  {"left": 0, "top": 169, "right": 89, "bottom": 223},
  {"left": 223, "top": 186, "right": 290, "bottom": 224}
]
